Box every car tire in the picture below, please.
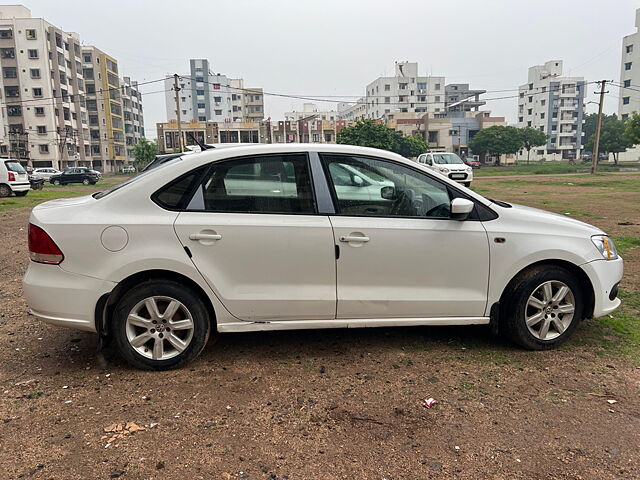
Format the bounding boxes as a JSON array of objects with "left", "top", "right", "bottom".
[
  {"left": 82, "top": 178, "right": 90, "bottom": 185},
  {"left": 14, "top": 191, "right": 28, "bottom": 197},
  {"left": 0, "top": 184, "right": 10, "bottom": 197},
  {"left": 463, "top": 182, "right": 471, "bottom": 187},
  {"left": 112, "top": 280, "right": 212, "bottom": 370},
  {"left": 501, "top": 265, "right": 584, "bottom": 350},
  {"left": 52, "top": 179, "right": 61, "bottom": 186}
]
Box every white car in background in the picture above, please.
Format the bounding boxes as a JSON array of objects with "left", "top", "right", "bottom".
[
  {"left": 0, "top": 158, "right": 30, "bottom": 197},
  {"left": 417, "top": 152, "right": 473, "bottom": 187},
  {"left": 32, "top": 168, "right": 61, "bottom": 181},
  {"left": 23, "top": 144, "right": 623, "bottom": 370}
]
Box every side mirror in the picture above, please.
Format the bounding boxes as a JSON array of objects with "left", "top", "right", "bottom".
[
  {"left": 450, "top": 198, "right": 474, "bottom": 221},
  {"left": 380, "top": 185, "right": 396, "bottom": 200},
  {"left": 352, "top": 175, "right": 364, "bottom": 187}
]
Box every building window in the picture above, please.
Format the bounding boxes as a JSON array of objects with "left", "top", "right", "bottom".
[
  {"left": 622, "top": 113, "right": 629, "bottom": 119},
  {"left": 627, "top": 44, "right": 634, "bottom": 54},
  {"left": 417, "top": 82, "right": 427, "bottom": 90},
  {"left": 213, "top": 96, "right": 221, "bottom": 102},
  {"left": 541, "top": 99, "right": 546, "bottom": 106},
  {"left": 623, "top": 97, "right": 630, "bottom": 105},
  {"left": 527, "top": 121, "right": 532, "bottom": 127},
  {"left": 529, "top": 83, "right": 533, "bottom": 90},
  {"left": 624, "top": 79, "right": 631, "bottom": 88},
  {"left": 1, "top": 48, "right": 15, "bottom": 59},
  {"left": 198, "top": 116, "right": 206, "bottom": 121},
  {"left": 37, "top": 125, "right": 46, "bottom": 134},
  {"left": 33, "top": 87, "right": 43, "bottom": 97},
  {"left": 28, "top": 49, "right": 38, "bottom": 59},
  {"left": 384, "top": 84, "right": 390, "bottom": 91},
  {"left": 625, "top": 62, "right": 632, "bottom": 71},
  {"left": 25, "top": 29, "right": 37, "bottom": 39},
  {"left": 540, "top": 113, "right": 545, "bottom": 119},
  {"left": 39, "top": 144, "right": 49, "bottom": 153},
  {"left": 35, "top": 107, "right": 45, "bottom": 116},
  {"left": 527, "top": 108, "right": 532, "bottom": 115},
  {"left": 214, "top": 109, "right": 222, "bottom": 115},
  {"left": 7, "top": 105, "right": 22, "bottom": 116},
  {"left": 30, "top": 68, "right": 40, "bottom": 79},
  {"left": 197, "top": 103, "right": 205, "bottom": 108},
  {"left": 4, "top": 86, "right": 19, "bottom": 97},
  {"left": 518, "top": 116, "right": 523, "bottom": 122},
  {"left": 384, "top": 97, "right": 390, "bottom": 103},
  {"left": 2, "top": 67, "right": 16, "bottom": 78},
  {"left": 196, "top": 89, "right": 204, "bottom": 95},
  {"left": 0, "top": 28, "right": 12, "bottom": 38}
]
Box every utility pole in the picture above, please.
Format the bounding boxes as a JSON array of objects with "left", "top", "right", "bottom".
[
  {"left": 591, "top": 80, "right": 608, "bottom": 175},
  {"left": 173, "top": 74, "right": 183, "bottom": 152}
]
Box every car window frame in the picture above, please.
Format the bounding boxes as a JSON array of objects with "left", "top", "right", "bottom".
[
  {"left": 319, "top": 153, "right": 495, "bottom": 222},
  {"left": 153, "top": 151, "right": 320, "bottom": 216}
]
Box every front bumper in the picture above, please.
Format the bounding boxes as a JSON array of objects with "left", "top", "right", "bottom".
[
  {"left": 447, "top": 171, "right": 473, "bottom": 184},
  {"left": 23, "top": 262, "right": 115, "bottom": 332},
  {"left": 580, "top": 257, "right": 624, "bottom": 318}
]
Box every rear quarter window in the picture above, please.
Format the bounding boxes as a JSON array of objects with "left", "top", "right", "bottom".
[
  {"left": 5, "top": 161, "right": 25, "bottom": 173},
  {"left": 152, "top": 167, "right": 208, "bottom": 210}
]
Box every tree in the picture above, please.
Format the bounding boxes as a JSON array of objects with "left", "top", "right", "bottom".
[
  {"left": 623, "top": 111, "right": 640, "bottom": 147},
  {"left": 131, "top": 138, "right": 159, "bottom": 170},
  {"left": 519, "top": 127, "right": 548, "bottom": 163},
  {"left": 598, "top": 117, "right": 632, "bottom": 164},
  {"left": 337, "top": 119, "right": 428, "bottom": 157},
  {"left": 468, "top": 125, "right": 523, "bottom": 165},
  {"left": 584, "top": 113, "right": 617, "bottom": 151}
]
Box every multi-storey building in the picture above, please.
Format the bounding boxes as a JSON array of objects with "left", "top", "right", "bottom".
[
  {"left": 364, "top": 61, "right": 445, "bottom": 120},
  {"left": 619, "top": 8, "right": 640, "bottom": 119},
  {"left": 121, "top": 76, "right": 144, "bottom": 162},
  {"left": 82, "top": 46, "right": 126, "bottom": 172},
  {"left": 285, "top": 103, "right": 338, "bottom": 121},
  {"left": 0, "top": 5, "right": 89, "bottom": 168},
  {"left": 337, "top": 98, "right": 367, "bottom": 121},
  {"left": 164, "top": 59, "right": 264, "bottom": 123},
  {"left": 445, "top": 84, "right": 486, "bottom": 112},
  {"left": 517, "top": 60, "right": 586, "bottom": 161}
]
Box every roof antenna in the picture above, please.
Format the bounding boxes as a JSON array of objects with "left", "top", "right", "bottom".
[{"left": 187, "top": 131, "right": 214, "bottom": 150}]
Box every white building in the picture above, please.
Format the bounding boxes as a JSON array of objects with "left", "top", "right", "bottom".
[
  {"left": 0, "top": 5, "right": 89, "bottom": 168},
  {"left": 165, "top": 59, "right": 263, "bottom": 123},
  {"left": 337, "top": 98, "right": 367, "bottom": 121},
  {"left": 363, "top": 61, "right": 445, "bottom": 120},
  {"left": 285, "top": 103, "right": 338, "bottom": 121},
  {"left": 517, "top": 60, "right": 586, "bottom": 161},
  {"left": 121, "top": 76, "right": 144, "bottom": 162},
  {"left": 619, "top": 8, "right": 640, "bottom": 120}
]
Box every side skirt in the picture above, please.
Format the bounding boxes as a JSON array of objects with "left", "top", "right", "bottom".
[{"left": 217, "top": 317, "right": 490, "bottom": 333}]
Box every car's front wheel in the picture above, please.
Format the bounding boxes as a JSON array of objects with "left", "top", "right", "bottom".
[
  {"left": 463, "top": 182, "right": 471, "bottom": 187},
  {"left": 52, "top": 179, "right": 61, "bottom": 186},
  {"left": 0, "top": 184, "right": 11, "bottom": 197},
  {"left": 501, "top": 266, "right": 583, "bottom": 350},
  {"left": 112, "top": 280, "right": 211, "bottom": 370},
  {"left": 14, "top": 191, "right": 28, "bottom": 197},
  {"left": 82, "top": 178, "right": 90, "bottom": 185}
]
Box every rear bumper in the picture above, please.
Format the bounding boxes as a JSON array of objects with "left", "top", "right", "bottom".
[
  {"left": 10, "top": 182, "right": 30, "bottom": 192},
  {"left": 23, "top": 262, "right": 115, "bottom": 332},
  {"left": 580, "top": 257, "right": 624, "bottom": 317}
]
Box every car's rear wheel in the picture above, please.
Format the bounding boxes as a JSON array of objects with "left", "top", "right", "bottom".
[
  {"left": 0, "top": 184, "right": 11, "bottom": 197},
  {"left": 14, "top": 191, "right": 28, "bottom": 197},
  {"left": 82, "top": 178, "right": 90, "bottom": 185},
  {"left": 112, "top": 280, "right": 211, "bottom": 370},
  {"left": 501, "top": 266, "right": 583, "bottom": 350},
  {"left": 52, "top": 179, "right": 61, "bottom": 186},
  {"left": 463, "top": 182, "right": 471, "bottom": 187}
]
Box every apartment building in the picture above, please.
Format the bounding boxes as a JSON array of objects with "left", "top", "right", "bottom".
[
  {"left": 364, "top": 61, "right": 445, "bottom": 120},
  {"left": 0, "top": 5, "right": 89, "bottom": 168},
  {"left": 164, "top": 59, "right": 264, "bottom": 123},
  {"left": 337, "top": 98, "right": 367, "bottom": 121},
  {"left": 285, "top": 103, "right": 338, "bottom": 121},
  {"left": 517, "top": 60, "right": 586, "bottom": 161},
  {"left": 121, "top": 76, "right": 144, "bottom": 162},
  {"left": 619, "top": 8, "right": 640, "bottom": 119},
  {"left": 445, "top": 84, "right": 486, "bottom": 112}
]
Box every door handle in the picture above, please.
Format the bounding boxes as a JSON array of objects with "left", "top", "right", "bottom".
[
  {"left": 189, "top": 233, "right": 222, "bottom": 241},
  {"left": 339, "top": 235, "right": 370, "bottom": 243}
]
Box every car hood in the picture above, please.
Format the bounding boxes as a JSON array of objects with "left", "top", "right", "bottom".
[
  {"left": 498, "top": 202, "right": 604, "bottom": 236},
  {"left": 434, "top": 164, "right": 468, "bottom": 171}
]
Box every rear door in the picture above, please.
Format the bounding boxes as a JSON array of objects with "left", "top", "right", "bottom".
[
  {"left": 172, "top": 152, "right": 336, "bottom": 321},
  {"left": 4, "top": 160, "right": 28, "bottom": 185}
]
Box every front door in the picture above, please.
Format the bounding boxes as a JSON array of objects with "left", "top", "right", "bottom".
[
  {"left": 321, "top": 153, "right": 490, "bottom": 319},
  {"left": 173, "top": 152, "right": 336, "bottom": 321}
]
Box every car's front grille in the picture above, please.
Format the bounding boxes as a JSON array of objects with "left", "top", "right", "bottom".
[{"left": 448, "top": 172, "right": 468, "bottom": 180}]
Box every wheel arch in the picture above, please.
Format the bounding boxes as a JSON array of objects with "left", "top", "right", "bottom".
[
  {"left": 498, "top": 259, "right": 595, "bottom": 319},
  {"left": 96, "top": 269, "right": 217, "bottom": 338}
]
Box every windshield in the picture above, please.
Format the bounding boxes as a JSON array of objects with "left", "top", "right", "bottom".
[
  {"left": 432, "top": 153, "right": 464, "bottom": 165},
  {"left": 5, "top": 161, "right": 26, "bottom": 173},
  {"left": 93, "top": 156, "right": 183, "bottom": 199}
]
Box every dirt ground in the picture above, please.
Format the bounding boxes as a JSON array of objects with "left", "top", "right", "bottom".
[{"left": 1, "top": 174, "right": 639, "bottom": 479}]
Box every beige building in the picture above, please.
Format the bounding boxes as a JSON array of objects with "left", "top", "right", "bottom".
[
  {"left": 157, "top": 120, "right": 219, "bottom": 153},
  {"left": 0, "top": 5, "right": 89, "bottom": 168}
]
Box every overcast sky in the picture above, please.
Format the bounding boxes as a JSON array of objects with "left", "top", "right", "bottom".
[{"left": 17, "top": 0, "right": 640, "bottom": 139}]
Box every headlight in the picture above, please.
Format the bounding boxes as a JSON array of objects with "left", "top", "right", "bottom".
[
  {"left": 591, "top": 235, "right": 618, "bottom": 260},
  {"left": 466, "top": 167, "right": 472, "bottom": 172},
  {"left": 440, "top": 167, "right": 449, "bottom": 173}
]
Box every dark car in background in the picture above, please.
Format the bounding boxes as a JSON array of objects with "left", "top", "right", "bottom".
[{"left": 49, "top": 167, "right": 100, "bottom": 186}]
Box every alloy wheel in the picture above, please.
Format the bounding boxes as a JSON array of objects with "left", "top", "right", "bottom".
[
  {"left": 125, "top": 296, "right": 195, "bottom": 360},
  {"left": 525, "top": 280, "right": 575, "bottom": 341}
]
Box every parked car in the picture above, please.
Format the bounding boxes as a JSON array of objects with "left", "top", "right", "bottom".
[
  {"left": 24, "top": 144, "right": 623, "bottom": 370},
  {"left": 464, "top": 158, "right": 482, "bottom": 169},
  {"left": 49, "top": 167, "right": 100, "bottom": 186},
  {"left": 29, "top": 174, "right": 45, "bottom": 191},
  {"left": 416, "top": 152, "right": 474, "bottom": 187},
  {"left": 32, "top": 168, "right": 61, "bottom": 180},
  {"left": 0, "top": 158, "right": 30, "bottom": 197},
  {"left": 122, "top": 165, "right": 136, "bottom": 174}
]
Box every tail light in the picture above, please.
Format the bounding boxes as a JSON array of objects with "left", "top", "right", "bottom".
[
  {"left": 28, "top": 223, "right": 64, "bottom": 264},
  {"left": 7, "top": 172, "right": 15, "bottom": 181}
]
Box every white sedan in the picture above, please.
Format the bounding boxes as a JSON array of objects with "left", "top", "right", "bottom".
[
  {"left": 32, "top": 168, "right": 61, "bottom": 181},
  {"left": 23, "top": 144, "right": 623, "bottom": 370}
]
